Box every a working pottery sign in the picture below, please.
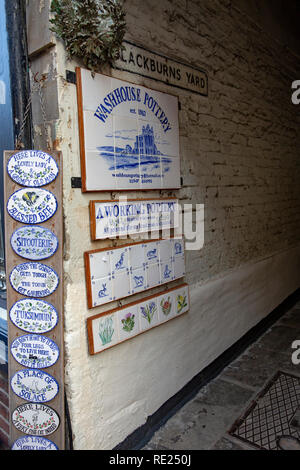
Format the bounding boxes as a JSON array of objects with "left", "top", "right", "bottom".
[
  {"left": 76, "top": 67, "right": 181, "bottom": 192},
  {"left": 9, "top": 299, "right": 58, "bottom": 334},
  {"left": 12, "top": 435, "right": 58, "bottom": 450},
  {"left": 10, "top": 226, "right": 59, "bottom": 260},
  {"left": 7, "top": 150, "right": 59, "bottom": 187},
  {"left": 114, "top": 41, "right": 208, "bottom": 96},
  {"left": 87, "top": 283, "right": 189, "bottom": 355},
  {"left": 90, "top": 198, "right": 179, "bottom": 239},
  {"left": 9, "top": 262, "right": 59, "bottom": 298},
  {"left": 12, "top": 403, "right": 60, "bottom": 436},
  {"left": 10, "top": 334, "right": 60, "bottom": 369},
  {"left": 85, "top": 238, "right": 185, "bottom": 308},
  {"left": 7, "top": 188, "right": 57, "bottom": 224},
  {"left": 11, "top": 369, "right": 59, "bottom": 403}
]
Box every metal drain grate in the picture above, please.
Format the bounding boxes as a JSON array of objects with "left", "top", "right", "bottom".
[{"left": 229, "top": 371, "right": 300, "bottom": 450}]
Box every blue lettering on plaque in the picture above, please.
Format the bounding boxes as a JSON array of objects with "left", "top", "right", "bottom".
[
  {"left": 10, "top": 226, "right": 59, "bottom": 261},
  {"left": 7, "top": 150, "right": 59, "bottom": 187},
  {"left": 7, "top": 188, "right": 57, "bottom": 225},
  {"left": 9, "top": 298, "right": 58, "bottom": 334},
  {"left": 10, "top": 368, "right": 59, "bottom": 403},
  {"left": 10, "top": 334, "right": 60, "bottom": 369},
  {"left": 9, "top": 262, "right": 59, "bottom": 298}
]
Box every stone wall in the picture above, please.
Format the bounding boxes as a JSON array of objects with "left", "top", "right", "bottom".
[{"left": 25, "top": 0, "right": 300, "bottom": 449}]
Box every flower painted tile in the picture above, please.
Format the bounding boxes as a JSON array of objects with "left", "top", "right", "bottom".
[
  {"left": 117, "top": 305, "right": 140, "bottom": 342},
  {"left": 91, "top": 277, "right": 113, "bottom": 307},
  {"left": 157, "top": 292, "right": 175, "bottom": 322},
  {"left": 175, "top": 286, "right": 189, "bottom": 316},
  {"left": 112, "top": 271, "right": 131, "bottom": 300},
  {"left": 130, "top": 267, "right": 146, "bottom": 294},
  {"left": 111, "top": 247, "right": 129, "bottom": 275},
  {"left": 139, "top": 298, "right": 159, "bottom": 331},
  {"left": 92, "top": 313, "right": 118, "bottom": 353},
  {"left": 89, "top": 251, "right": 111, "bottom": 280},
  {"left": 146, "top": 262, "right": 161, "bottom": 289},
  {"left": 174, "top": 255, "right": 185, "bottom": 279}
]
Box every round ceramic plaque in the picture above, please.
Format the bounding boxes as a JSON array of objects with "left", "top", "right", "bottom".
[
  {"left": 9, "top": 298, "right": 58, "bottom": 334},
  {"left": 11, "top": 369, "right": 59, "bottom": 403},
  {"left": 7, "top": 150, "right": 59, "bottom": 187},
  {"left": 12, "top": 403, "right": 60, "bottom": 436},
  {"left": 12, "top": 435, "right": 58, "bottom": 450},
  {"left": 7, "top": 188, "right": 57, "bottom": 224},
  {"left": 11, "top": 226, "right": 59, "bottom": 261},
  {"left": 9, "top": 262, "right": 59, "bottom": 298},
  {"left": 10, "top": 334, "right": 60, "bottom": 369}
]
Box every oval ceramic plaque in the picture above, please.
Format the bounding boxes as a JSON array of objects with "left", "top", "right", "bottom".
[
  {"left": 9, "top": 262, "right": 59, "bottom": 298},
  {"left": 12, "top": 403, "right": 60, "bottom": 436},
  {"left": 9, "top": 299, "right": 58, "bottom": 334},
  {"left": 11, "top": 226, "right": 59, "bottom": 261},
  {"left": 7, "top": 150, "right": 59, "bottom": 187},
  {"left": 11, "top": 369, "right": 59, "bottom": 403},
  {"left": 12, "top": 435, "right": 58, "bottom": 450},
  {"left": 7, "top": 188, "right": 57, "bottom": 224},
  {"left": 10, "top": 334, "right": 60, "bottom": 369}
]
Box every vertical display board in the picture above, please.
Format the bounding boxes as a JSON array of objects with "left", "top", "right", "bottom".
[
  {"left": 76, "top": 67, "right": 181, "bottom": 192},
  {"left": 4, "top": 150, "right": 64, "bottom": 451}
]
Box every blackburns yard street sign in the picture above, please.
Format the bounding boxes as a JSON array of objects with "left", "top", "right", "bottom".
[{"left": 114, "top": 41, "right": 208, "bottom": 97}]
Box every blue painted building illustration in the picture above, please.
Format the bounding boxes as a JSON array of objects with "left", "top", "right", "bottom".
[{"left": 98, "top": 124, "right": 171, "bottom": 170}]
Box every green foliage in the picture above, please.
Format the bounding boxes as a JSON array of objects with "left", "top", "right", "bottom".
[{"left": 50, "top": 0, "right": 126, "bottom": 71}]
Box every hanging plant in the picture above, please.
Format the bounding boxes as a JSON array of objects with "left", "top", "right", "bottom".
[{"left": 50, "top": 0, "right": 126, "bottom": 71}]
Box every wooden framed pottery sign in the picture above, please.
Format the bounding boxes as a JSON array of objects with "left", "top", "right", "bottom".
[
  {"left": 84, "top": 238, "right": 185, "bottom": 309},
  {"left": 90, "top": 198, "right": 179, "bottom": 240},
  {"left": 4, "top": 150, "right": 64, "bottom": 450},
  {"left": 87, "top": 283, "right": 189, "bottom": 355},
  {"left": 76, "top": 67, "right": 181, "bottom": 192}
]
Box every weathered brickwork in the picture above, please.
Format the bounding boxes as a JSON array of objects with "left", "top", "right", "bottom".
[{"left": 124, "top": 0, "right": 300, "bottom": 284}]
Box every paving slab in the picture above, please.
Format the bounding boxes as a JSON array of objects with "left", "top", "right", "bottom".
[
  {"left": 143, "top": 378, "right": 254, "bottom": 450},
  {"left": 221, "top": 343, "right": 300, "bottom": 390}
]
